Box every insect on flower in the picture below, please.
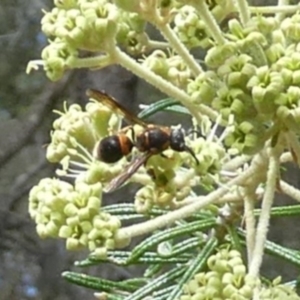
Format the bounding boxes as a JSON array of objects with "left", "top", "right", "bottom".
[{"left": 87, "top": 89, "right": 199, "bottom": 192}]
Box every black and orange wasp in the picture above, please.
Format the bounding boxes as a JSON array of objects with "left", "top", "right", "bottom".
[{"left": 87, "top": 89, "right": 199, "bottom": 192}]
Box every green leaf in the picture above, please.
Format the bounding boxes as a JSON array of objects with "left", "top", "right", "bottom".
[
  {"left": 152, "top": 285, "right": 177, "bottom": 299},
  {"left": 144, "top": 263, "right": 164, "bottom": 278},
  {"left": 102, "top": 203, "right": 139, "bottom": 215},
  {"left": 128, "top": 219, "right": 216, "bottom": 263},
  {"left": 158, "top": 236, "right": 206, "bottom": 258},
  {"left": 62, "top": 271, "right": 136, "bottom": 293},
  {"left": 103, "top": 203, "right": 168, "bottom": 218},
  {"left": 75, "top": 250, "right": 191, "bottom": 267},
  {"left": 254, "top": 205, "right": 300, "bottom": 217},
  {"left": 165, "top": 236, "right": 218, "bottom": 300},
  {"left": 238, "top": 229, "right": 300, "bottom": 266},
  {"left": 123, "top": 266, "right": 185, "bottom": 300},
  {"left": 138, "top": 98, "right": 190, "bottom": 119},
  {"left": 227, "top": 225, "right": 243, "bottom": 253},
  {"left": 264, "top": 240, "right": 300, "bottom": 266}
]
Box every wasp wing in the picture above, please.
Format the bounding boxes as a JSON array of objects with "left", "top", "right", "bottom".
[
  {"left": 105, "top": 153, "right": 152, "bottom": 193},
  {"left": 86, "top": 89, "right": 148, "bottom": 127}
]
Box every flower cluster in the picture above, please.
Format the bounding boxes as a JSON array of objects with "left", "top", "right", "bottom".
[
  {"left": 37, "top": 0, "right": 153, "bottom": 80},
  {"left": 173, "top": 5, "right": 209, "bottom": 49},
  {"left": 40, "top": 0, "right": 119, "bottom": 80},
  {"left": 188, "top": 14, "right": 300, "bottom": 154},
  {"left": 29, "top": 178, "right": 121, "bottom": 257},
  {"left": 142, "top": 50, "right": 193, "bottom": 89},
  {"left": 179, "top": 248, "right": 300, "bottom": 300}
]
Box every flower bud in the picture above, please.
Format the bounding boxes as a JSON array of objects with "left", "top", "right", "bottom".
[
  {"left": 66, "top": 215, "right": 80, "bottom": 226},
  {"left": 206, "top": 43, "right": 236, "bottom": 68},
  {"left": 222, "top": 272, "right": 234, "bottom": 285},
  {"left": 141, "top": 50, "right": 169, "bottom": 79},
  {"left": 66, "top": 237, "right": 81, "bottom": 250},
  {"left": 228, "top": 256, "right": 243, "bottom": 268},
  {"left": 188, "top": 71, "right": 218, "bottom": 105},
  {"left": 59, "top": 225, "right": 73, "bottom": 238},
  {"left": 185, "top": 279, "right": 200, "bottom": 294},
  {"left": 105, "top": 238, "right": 115, "bottom": 249},
  {"left": 232, "top": 264, "right": 246, "bottom": 277},
  {"left": 239, "top": 284, "right": 254, "bottom": 298},
  {"left": 91, "top": 247, "right": 107, "bottom": 259},
  {"left": 281, "top": 14, "right": 300, "bottom": 42},
  {"left": 78, "top": 207, "right": 92, "bottom": 220},
  {"left": 222, "top": 283, "right": 238, "bottom": 298},
  {"left": 228, "top": 19, "right": 244, "bottom": 38},
  {"left": 265, "top": 43, "right": 285, "bottom": 64},
  {"left": 36, "top": 224, "right": 48, "bottom": 239},
  {"left": 64, "top": 203, "right": 79, "bottom": 217}
]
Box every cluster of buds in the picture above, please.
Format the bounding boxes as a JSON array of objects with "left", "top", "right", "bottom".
[
  {"left": 40, "top": 0, "right": 120, "bottom": 80},
  {"left": 179, "top": 248, "right": 300, "bottom": 300},
  {"left": 187, "top": 14, "right": 300, "bottom": 154},
  {"left": 116, "top": 11, "right": 148, "bottom": 55},
  {"left": 29, "top": 178, "right": 122, "bottom": 257},
  {"left": 142, "top": 50, "right": 194, "bottom": 89},
  {"left": 173, "top": 5, "right": 209, "bottom": 49},
  {"left": 38, "top": 0, "right": 154, "bottom": 80},
  {"left": 173, "top": 1, "right": 238, "bottom": 50}
]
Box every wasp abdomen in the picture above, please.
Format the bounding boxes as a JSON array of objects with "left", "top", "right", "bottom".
[{"left": 97, "top": 134, "right": 133, "bottom": 163}]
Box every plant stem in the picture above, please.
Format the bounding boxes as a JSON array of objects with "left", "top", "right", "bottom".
[
  {"left": 110, "top": 46, "right": 218, "bottom": 123},
  {"left": 174, "top": 169, "right": 196, "bottom": 189},
  {"left": 116, "top": 157, "right": 258, "bottom": 241},
  {"left": 276, "top": 0, "right": 291, "bottom": 21},
  {"left": 68, "top": 55, "right": 112, "bottom": 69},
  {"left": 222, "top": 154, "right": 251, "bottom": 172},
  {"left": 242, "top": 187, "right": 256, "bottom": 267},
  {"left": 174, "top": 191, "right": 244, "bottom": 208},
  {"left": 155, "top": 23, "right": 203, "bottom": 76},
  {"left": 190, "top": 0, "right": 226, "bottom": 45},
  {"left": 235, "top": 0, "right": 251, "bottom": 25},
  {"left": 147, "top": 40, "right": 170, "bottom": 50},
  {"left": 249, "top": 4, "right": 300, "bottom": 15},
  {"left": 248, "top": 148, "right": 280, "bottom": 277},
  {"left": 285, "top": 131, "right": 300, "bottom": 165},
  {"left": 279, "top": 180, "right": 300, "bottom": 203}
]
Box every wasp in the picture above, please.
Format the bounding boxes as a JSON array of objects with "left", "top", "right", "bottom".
[{"left": 87, "top": 89, "right": 199, "bottom": 192}]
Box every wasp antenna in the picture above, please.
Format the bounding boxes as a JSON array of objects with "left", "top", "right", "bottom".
[
  {"left": 184, "top": 145, "right": 199, "bottom": 165},
  {"left": 187, "top": 129, "right": 203, "bottom": 137}
]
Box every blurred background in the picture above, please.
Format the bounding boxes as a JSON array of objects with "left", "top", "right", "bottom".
[{"left": 0, "top": 0, "right": 300, "bottom": 299}]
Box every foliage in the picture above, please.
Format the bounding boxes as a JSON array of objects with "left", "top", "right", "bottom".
[{"left": 27, "top": 0, "right": 300, "bottom": 299}]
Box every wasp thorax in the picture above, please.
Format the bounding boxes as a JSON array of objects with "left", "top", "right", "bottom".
[{"left": 136, "top": 126, "right": 170, "bottom": 153}]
